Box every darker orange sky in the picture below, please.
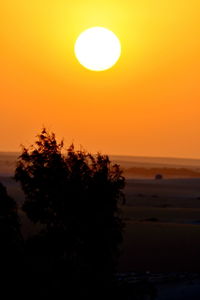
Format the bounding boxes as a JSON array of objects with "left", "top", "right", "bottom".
[{"left": 0, "top": 0, "right": 200, "bottom": 158}]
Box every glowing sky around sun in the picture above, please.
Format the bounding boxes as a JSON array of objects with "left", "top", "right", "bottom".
[{"left": 0, "top": 0, "right": 200, "bottom": 158}]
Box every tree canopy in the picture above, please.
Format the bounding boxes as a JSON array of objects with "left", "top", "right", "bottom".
[{"left": 15, "top": 128, "right": 125, "bottom": 296}]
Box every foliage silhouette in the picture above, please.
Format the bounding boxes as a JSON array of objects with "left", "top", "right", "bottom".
[
  {"left": 0, "top": 182, "right": 23, "bottom": 295},
  {"left": 0, "top": 182, "right": 22, "bottom": 257},
  {"left": 15, "top": 128, "right": 125, "bottom": 297}
]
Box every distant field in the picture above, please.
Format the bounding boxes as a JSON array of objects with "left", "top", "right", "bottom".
[
  {"left": 110, "top": 155, "right": 200, "bottom": 178},
  {"left": 0, "top": 152, "right": 18, "bottom": 176},
  {"left": 1, "top": 152, "right": 200, "bottom": 178},
  {"left": 125, "top": 178, "right": 200, "bottom": 207},
  {"left": 118, "top": 178, "right": 200, "bottom": 272},
  {"left": 1, "top": 152, "right": 200, "bottom": 272},
  {"left": 119, "top": 222, "right": 200, "bottom": 273}
]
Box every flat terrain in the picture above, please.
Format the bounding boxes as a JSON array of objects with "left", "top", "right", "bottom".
[
  {"left": 119, "top": 178, "right": 200, "bottom": 273},
  {"left": 1, "top": 152, "right": 200, "bottom": 274}
]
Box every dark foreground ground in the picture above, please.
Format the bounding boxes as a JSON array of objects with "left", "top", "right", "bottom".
[
  {"left": 1, "top": 174, "right": 200, "bottom": 298},
  {"left": 119, "top": 178, "right": 200, "bottom": 273},
  {"left": 117, "top": 272, "right": 200, "bottom": 300}
]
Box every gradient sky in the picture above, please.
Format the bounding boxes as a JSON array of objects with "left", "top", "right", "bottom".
[{"left": 0, "top": 0, "right": 200, "bottom": 158}]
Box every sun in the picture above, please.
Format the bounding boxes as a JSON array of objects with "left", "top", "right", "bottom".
[{"left": 74, "top": 27, "right": 121, "bottom": 71}]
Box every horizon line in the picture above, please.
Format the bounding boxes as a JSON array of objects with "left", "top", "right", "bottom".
[{"left": 1, "top": 150, "right": 200, "bottom": 161}]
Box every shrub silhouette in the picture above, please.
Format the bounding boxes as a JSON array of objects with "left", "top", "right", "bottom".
[
  {"left": 15, "top": 129, "right": 125, "bottom": 297},
  {"left": 0, "top": 182, "right": 22, "bottom": 257},
  {"left": 0, "top": 182, "right": 23, "bottom": 294}
]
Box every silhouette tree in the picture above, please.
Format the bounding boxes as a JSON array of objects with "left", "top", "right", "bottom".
[
  {"left": 0, "top": 182, "right": 23, "bottom": 294},
  {"left": 15, "top": 129, "right": 125, "bottom": 297}
]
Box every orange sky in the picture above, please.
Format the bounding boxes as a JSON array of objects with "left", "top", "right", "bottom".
[{"left": 0, "top": 0, "right": 200, "bottom": 158}]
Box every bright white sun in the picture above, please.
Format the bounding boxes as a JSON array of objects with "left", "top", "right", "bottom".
[{"left": 74, "top": 27, "right": 121, "bottom": 71}]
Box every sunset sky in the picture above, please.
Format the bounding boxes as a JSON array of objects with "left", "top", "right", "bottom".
[{"left": 0, "top": 0, "right": 200, "bottom": 158}]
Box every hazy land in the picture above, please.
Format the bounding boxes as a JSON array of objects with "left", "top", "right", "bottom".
[{"left": 1, "top": 152, "right": 200, "bottom": 298}]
